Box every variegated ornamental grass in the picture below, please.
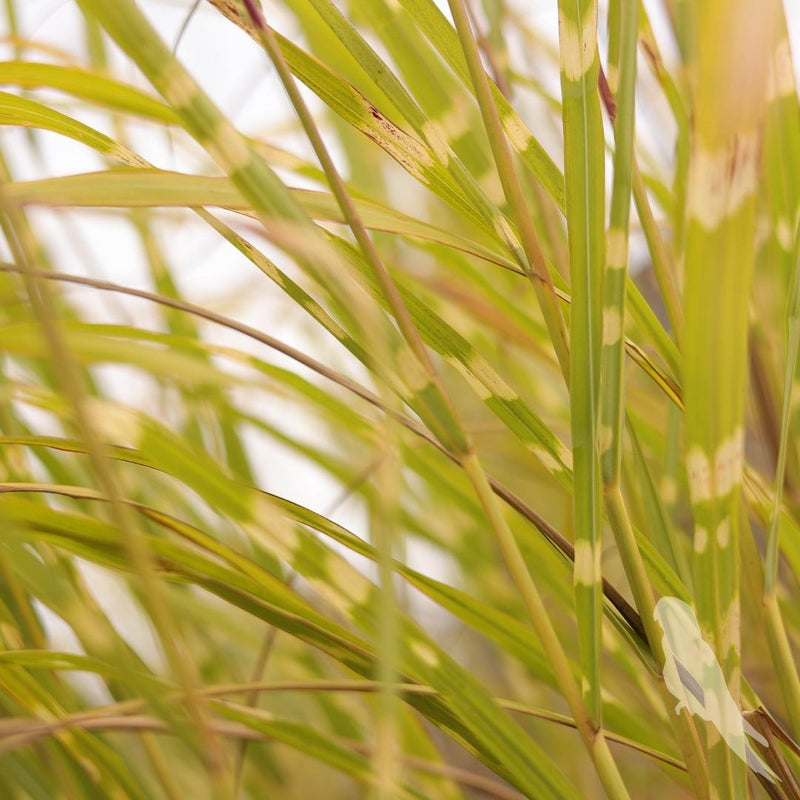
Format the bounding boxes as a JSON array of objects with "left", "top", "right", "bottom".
[{"left": 1, "top": 0, "right": 800, "bottom": 797}]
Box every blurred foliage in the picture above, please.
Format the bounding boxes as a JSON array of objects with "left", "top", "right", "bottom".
[{"left": 0, "top": 0, "right": 799, "bottom": 797}]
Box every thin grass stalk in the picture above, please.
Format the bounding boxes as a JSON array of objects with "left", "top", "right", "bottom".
[
  {"left": 763, "top": 224, "right": 800, "bottom": 735},
  {"left": 597, "top": 71, "right": 683, "bottom": 354},
  {"left": 237, "top": 0, "right": 437, "bottom": 381},
  {"left": 627, "top": 417, "right": 691, "bottom": 585},
  {"left": 599, "top": 4, "right": 708, "bottom": 794},
  {"left": 600, "top": 0, "right": 636, "bottom": 494},
  {"left": 370, "top": 431, "right": 403, "bottom": 800},
  {"left": 556, "top": 0, "right": 605, "bottom": 726},
  {"left": 232, "top": 575, "right": 291, "bottom": 789},
  {"left": 635, "top": 6, "right": 692, "bottom": 279},
  {"left": 138, "top": 734, "right": 183, "bottom": 800},
  {"left": 758, "top": 12, "right": 800, "bottom": 740},
  {"left": 339, "top": 463, "right": 407, "bottom": 799},
  {"left": 461, "top": 455, "right": 632, "bottom": 800},
  {"left": 443, "top": 0, "right": 571, "bottom": 383},
  {"left": 0, "top": 678, "right": 688, "bottom": 771},
  {"left": 631, "top": 163, "right": 682, "bottom": 340},
  {"left": 604, "top": 490, "right": 710, "bottom": 798}
]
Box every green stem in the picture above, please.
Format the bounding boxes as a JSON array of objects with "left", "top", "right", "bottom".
[
  {"left": 462, "top": 453, "right": 633, "bottom": 800},
  {"left": 631, "top": 162, "right": 683, "bottom": 340},
  {"left": 763, "top": 226, "right": 800, "bottom": 736},
  {"left": 604, "top": 486, "right": 710, "bottom": 799},
  {"left": 445, "top": 0, "right": 571, "bottom": 383}
]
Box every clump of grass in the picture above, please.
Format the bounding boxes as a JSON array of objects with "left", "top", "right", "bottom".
[{"left": 0, "top": 0, "right": 799, "bottom": 797}]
